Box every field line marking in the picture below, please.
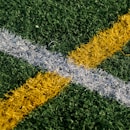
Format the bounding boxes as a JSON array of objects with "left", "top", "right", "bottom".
[
  {"left": 0, "top": 29, "right": 130, "bottom": 107},
  {"left": 68, "top": 13, "right": 130, "bottom": 68},
  {"left": 0, "top": 72, "right": 70, "bottom": 130}
]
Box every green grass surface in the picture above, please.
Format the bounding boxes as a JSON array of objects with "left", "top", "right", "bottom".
[
  {"left": 0, "top": 0, "right": 129, "bottom": 55},
  {"left": 15, "top": 84, "right": 130, "bottom": 130},
  {"left": 98, "top": 41, "right": 130, "bottom": 82},
  {"left": 0, "top": 51, "right": 41, "bottom": 98},
  {"left": 0, "top": 0, "right": 129, "bottom": 82},
  {"left": 0, "top": 0, "right": 130, "bottom": 129}
]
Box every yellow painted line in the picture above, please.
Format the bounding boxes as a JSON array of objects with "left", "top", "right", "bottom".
[
  {"left": 68, "top": 13, "right": 130, "bottom": 68},
  {"left": 0, "top": 72, "right": 71, "bottom": 130}
]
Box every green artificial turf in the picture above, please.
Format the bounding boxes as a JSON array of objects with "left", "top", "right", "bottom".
[
  {"left": 0, "top": 0, "right": 129, "bottom": 82},
  {"left": 0, "top": 1, "right": 130, "bottom": 129},
  {"left": 0, "top": 51, "right": 41, "bottom": 98},
  {"left": 0, "top": 0, "right": 129, "bottom": 55},
  {"left": 98, "top": 41, "right": 130, "bottom": 82},
  {"left": 15, "top": 84, "right": 130, "bottom": 130},
  {"left": 0, "top": 0, "right": 130, "bottom": 81}
]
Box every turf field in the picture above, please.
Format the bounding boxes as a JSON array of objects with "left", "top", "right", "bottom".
[{"left": 0, "top": 0, "right": 130, "bottom": 130}]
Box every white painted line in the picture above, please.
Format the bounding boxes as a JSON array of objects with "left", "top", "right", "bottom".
[{"left": 0, "top": 29, "right": 130, "bottom": 107}]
